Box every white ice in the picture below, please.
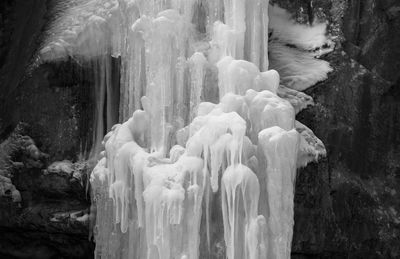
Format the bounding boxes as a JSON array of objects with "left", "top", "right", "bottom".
[{"left": 40, "top": 1, "right": 332, "bottom": 258}]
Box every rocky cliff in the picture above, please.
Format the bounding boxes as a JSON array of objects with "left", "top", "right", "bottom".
[{"left": 0, "top": 0, "right": 399, "bottom": 258}]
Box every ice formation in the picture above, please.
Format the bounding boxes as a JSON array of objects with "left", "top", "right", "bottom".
[{"left": 40, "top": 0, "right": 333, "bottom": 258}]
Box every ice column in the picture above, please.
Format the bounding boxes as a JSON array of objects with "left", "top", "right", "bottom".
[
  {"left": 188, "top": 52, "right": 207, "bottom": 121},
  {"left": 258, "top": 127, "right": 300, "bottom": 259},
  {"left": 140, "top": 10, "right": 192, "bottom": 155},
  {"left": 221, "top": 164, "right": 266, "bottom": 259}
]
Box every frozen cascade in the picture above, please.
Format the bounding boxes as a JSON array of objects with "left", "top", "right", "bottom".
[{"left": 40, "top": 0, "right": 333, "bottom": 258}]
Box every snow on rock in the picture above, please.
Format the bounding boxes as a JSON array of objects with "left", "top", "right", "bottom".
[
  {"left": 268, "top": 4, "right": 334, "bottom": 91},
  {"left": 47, "top": 160, "right": 74, "bottom": 175},
  {"left": 277, "top": 85, "right": 314, "bottom": 114},
  {"left": 0, "top": 175, "right": 21, "bottom": 203},
  {"left": 295, "top": 120, "right": 327, "bottom": 168}
]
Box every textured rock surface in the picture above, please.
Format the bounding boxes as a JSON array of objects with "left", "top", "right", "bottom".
[
  {"left": 0, "top": 123, "right": 93, "bottom": 259},
  {"left": 0, "top": 0, "right": 399, "bottom": 258},
  {"left": 272, "top": 0, "right": 400, "bottom": 258},
  {"left": 0, "top": 2, "right": 96, "bottom": 256},
  {"left": 0, "top": 0, "right": 111, "bottom": 161}
]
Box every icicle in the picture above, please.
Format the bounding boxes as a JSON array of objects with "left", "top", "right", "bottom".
[
  {"left": 188, "top": 52, "right": 207, "bottom": 121},
  {"left": 209, "top": 22, "right": 237, "bottom": 63},
  {"left": 258, "top": 126, "right": 300, "bottom": 259},
  {"left": 120, "top": 3, "right": 142, "bottom": 120},
  {"left": 221, "top": 164, "right": 267, "bottom": 259},
  {"left": 243, "top": 0, "right": 269, "bottom": 70},
  {"left": 204, "top": 0, "right": 224, "bottom": 31},
  {"left": 140, "top": 10, "right": 193, "bottom": 155},
  {"left": 223, "top": 0, "right": 246, "bottom": 59},
  {"left": 142, "top": 154, "right": 204, "bottom": 259}
]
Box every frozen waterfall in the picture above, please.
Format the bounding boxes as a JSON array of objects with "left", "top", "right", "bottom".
[{"left": 39, "top": 0, "right": 332, "bottom": 258}]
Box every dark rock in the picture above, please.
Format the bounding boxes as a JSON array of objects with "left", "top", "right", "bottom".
[
  {"left": 276, "top": 1, "right": 400, "bottom": 258},
  {"left": 0, "top": 0, "right": 48, "bottom": 138},
  {"left": 343, "top": 0, "right": 400, "bottom": 83},
  {"left": 0, "top": 124, "right": 93, "bottom": 259}
]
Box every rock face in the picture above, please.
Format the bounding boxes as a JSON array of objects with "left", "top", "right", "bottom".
[
  {"left": 0, "top": 2, "right": 97, "bottom": 256},
  {"left": 0, "top": 0, "right": 399, "bottom": 258},
  {"left": 272, "top": 0, "right": 400, "bottom": 258},
  {"left": 0, "top": 123, "right": 93, "bottom": 259}
]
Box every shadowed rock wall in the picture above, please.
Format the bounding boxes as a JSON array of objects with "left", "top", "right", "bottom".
[
  {"left": 272, "top": 0, "right": 400, "bottom": 258},
  {"left": 0, "top": 1, "right": 96, "bottom": 258}
]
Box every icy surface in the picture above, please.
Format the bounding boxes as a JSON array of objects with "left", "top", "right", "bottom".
[{"left": 41, "top": 0, "right": 333, "bottom": 258}]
